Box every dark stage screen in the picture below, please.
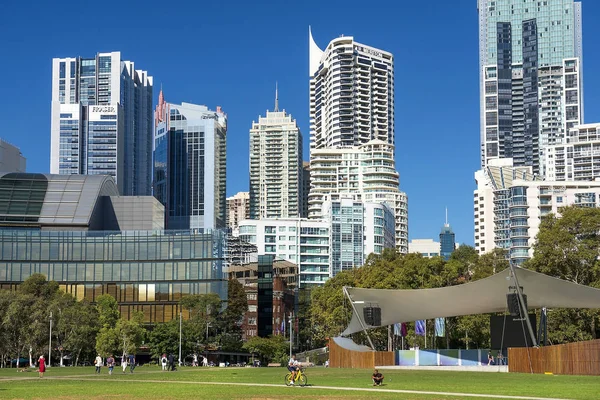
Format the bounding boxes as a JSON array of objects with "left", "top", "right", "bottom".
[{"left": 490, "top": 314, "right": 537, "bottom": 350}]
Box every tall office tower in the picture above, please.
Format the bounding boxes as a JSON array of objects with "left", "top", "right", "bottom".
[
  {"left": 153, "top": 90, "right": 227, "bottom": 230},
  {"left": 478, "top": 1, "right": 583, "bottom": 176},
  {"left": 309, "top": 29, "right": 394, "bottom": 150},
  {"left": 309, "top": 29, "right": 407, "bottom": 252},
  {"left": 227, "top": 191, "right": 250, "bottom": 235},
  {"left": 439, "top": 210, "right": 456, "bottom": 261},
  {"left": 0, "top": 139, "right": 26, "bottom": 172},
  {"left": 249, "top": 89, "right": 303, "bottom": 219},
  {"left": 308, "top": 141, "right": 408, "bottom": 253},
  {"left": 50, "top": 52, "right": 153, "bottom": 195}
]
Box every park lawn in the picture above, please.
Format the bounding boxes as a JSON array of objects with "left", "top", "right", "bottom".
[{"left": 0, "top": 366, "right": 599, "bottom": 399}]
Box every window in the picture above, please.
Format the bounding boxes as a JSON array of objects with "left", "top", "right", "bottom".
[{"left": 249, "top": 305, "right": 257, "bottom": 312}]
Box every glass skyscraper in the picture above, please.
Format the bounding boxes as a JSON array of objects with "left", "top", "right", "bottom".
[
  {"left": 50, "top": 52, "right": 153, "bottom": 196},
  {"left": 154, "top": 90, "right": 227, "bottom": 230},
  {"left": 478, "top": 1, "right": 583, "bottom": 175}
]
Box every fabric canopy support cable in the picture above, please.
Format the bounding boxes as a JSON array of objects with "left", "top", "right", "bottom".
[{"left": 342, "top": 266, "right": 600, "bottom": 336}]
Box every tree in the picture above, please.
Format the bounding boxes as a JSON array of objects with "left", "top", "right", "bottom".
[
  {"left": 525, "top": 206, "right": 600, "bottom": 343},
  {"left": 242, "top": 335, "right": 288, "bottom": 365},
  {"left": 221, "top": 278, "right": 248, "bottom": 331},
  {"left": 59, "top": 300, "right": 99, "bottom": 366},
  {"left": 147, "top": 320, "right": 181, "bottom": 360},
  {"left": 116, "top": 311, "right": 146, "bottom": 356},
  {"left": 19, "top": 273, "right": 60, "bottom": 299},
  {"left": 95, "top": 294, "right": 120, "bottom": 329}
]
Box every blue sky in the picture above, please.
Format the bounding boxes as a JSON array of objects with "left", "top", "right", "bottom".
[{"left": 1, "top": 0, "right": 600, "bottom": 246}]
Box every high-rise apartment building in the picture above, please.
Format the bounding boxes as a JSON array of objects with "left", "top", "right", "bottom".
[
  {"left": 308, "top": 140, "right": 408, "bottom": 252},
  {"left": 249, "top": 92, "right": 303, "bottom": 219},
  {"left": 309, "top": 30, "right": 408, "bottom": 253},
  {"left": 478, "top": 1, "right": 583, "bottom": 175},
  {"left": 474, "top": 158, "right": 600, "bottom": 263},
  {"left": 50, "top": 52, "right": 153, "bottom": 195},
  {"left": 0, "top": 139, "right": 26, "bottom": 172},
  {"left": 546, "top": 123, "right": 600, "bottom": 181},
  {"left": 309, "top": 29, "right": 394, "bottom": 150},
  {"left": 302, "top": 162, "right": 310, "bottom": 218},
  {"left": 227, "top": 191, "right": 250, "bottom": 235},
  {"left": 153, "top": 90, "right": 227, "bottom": 230}
]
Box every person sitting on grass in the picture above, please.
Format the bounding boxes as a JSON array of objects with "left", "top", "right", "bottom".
[{"left": 372, "top": 369, "right": 384, "bottom": 386}]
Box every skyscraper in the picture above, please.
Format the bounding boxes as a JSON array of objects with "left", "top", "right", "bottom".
[
  {"left": 249, "top": 88, "right": 303, "bottom": 219},
  {"left": 309, "top": 29, "right": 408, "bottom": 253},
  {"left": 439, "top": 210, "right": 455, "bottom": 261},
  {"left": 478, "top": 1, "right": 583, "bottom": 175},
  {"left": 309, "top": 29, "right": 394, "bottom": 150},
  {"left": 154, "top": 90, "right": 227, "bottom": 230},
  {"left": 50, "top": 52, "right": 153, "bottom": 195}
]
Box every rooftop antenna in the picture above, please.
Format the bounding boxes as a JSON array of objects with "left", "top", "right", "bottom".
[
  {"left": 445, "top": 207, "right": 449, "bottom": 227},
  {"left": 274, "top": 82, "right": 279, "bottom": 112}
]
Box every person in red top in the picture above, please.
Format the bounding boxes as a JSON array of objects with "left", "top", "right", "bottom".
[{"left": 38, "top": 355, "right": 46, "bottom": 378}]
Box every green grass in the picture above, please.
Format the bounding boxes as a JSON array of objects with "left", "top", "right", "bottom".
[{"left": 0, "top": 365, "right": 598, "bottom": 399}]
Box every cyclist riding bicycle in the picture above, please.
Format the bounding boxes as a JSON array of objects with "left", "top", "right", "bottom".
[{"left": 287, "top": 355, "right": 299, "bottom": 385}]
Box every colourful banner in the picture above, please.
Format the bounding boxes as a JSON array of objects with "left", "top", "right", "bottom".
[{"left": 415, "top": 320, "right": 426, "bottom": 336}]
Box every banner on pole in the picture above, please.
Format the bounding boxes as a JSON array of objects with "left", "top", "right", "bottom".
[
  {"left": 415, "top": 320, "right": 426, "bottom": 336},
  {"left": 435, "top": 318, "right": 445, "bottom": 337}
]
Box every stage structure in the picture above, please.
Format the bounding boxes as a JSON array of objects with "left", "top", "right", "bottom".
[{"left": 331, "top": 265, "right": 600, "bottom": 371}]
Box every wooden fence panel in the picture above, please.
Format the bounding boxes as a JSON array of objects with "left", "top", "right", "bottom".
[
  {"left": 329, "top": 339, "right": 395, "bottom": 369},
  {"left": 508, "top": 339, "right": 600, "bottom": 375}
]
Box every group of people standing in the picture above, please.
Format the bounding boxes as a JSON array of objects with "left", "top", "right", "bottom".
[
  {"left": 160, "top": 353, "right": 208, "bottom": 370},
  {"left": 94, "top": 354, "right": 136, "bottom": 374}
]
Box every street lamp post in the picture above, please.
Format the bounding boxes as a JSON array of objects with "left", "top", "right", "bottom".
[
  {"left": 48, "top": 312, "right": 53, "bottom": 367},
  {"left": 178, "top": 312, "right": 182, "bottom": 366}
]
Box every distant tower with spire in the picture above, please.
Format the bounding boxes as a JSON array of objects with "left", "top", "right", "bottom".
[
  {"left": 439, "top": 208, "right": 456, "bottom": 260},
  {"left": 249, "top": 84, "right": 304, "bottom": 219}
]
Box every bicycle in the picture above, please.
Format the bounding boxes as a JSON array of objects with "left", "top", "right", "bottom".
[{"left": 285, "top": 367, "right": 307, "bottom": 386}]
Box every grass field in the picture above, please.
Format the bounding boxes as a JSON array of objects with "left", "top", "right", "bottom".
[{"left": 0, "top": 365, "right": 598, "bottom": 399}]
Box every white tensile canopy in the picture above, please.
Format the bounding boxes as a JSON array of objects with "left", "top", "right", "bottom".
[{"left": 342, "top": 266, "right": 600, "bottom": 336}]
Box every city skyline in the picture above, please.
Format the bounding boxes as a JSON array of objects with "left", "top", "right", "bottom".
[{"left": 3, "top": 0, "right": 600, "bottom": 246}]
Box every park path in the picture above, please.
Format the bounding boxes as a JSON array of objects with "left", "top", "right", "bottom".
[{"left": 2, "top": 375, "right": 570, "bottom": 400}]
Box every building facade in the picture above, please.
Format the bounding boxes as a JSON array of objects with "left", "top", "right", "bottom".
[
  {"left": 249, "top": 101, "right": 303, "bottom": 219},
  {"left": 302, "top": 162, "right": 310, "bottom": 218},
  {"left": 154, "top": 91, "right": 227, "bottom": 230},
  {"left": 309, "top": 30, "right": 394, "bottom": 150},
  {"left": 0, "top": 173, "right": 227, "bottom": 323},
  {"left": 50, "top": 52, "right": 153, "bottom": 195},
  {"left": 408, "top": 239, "right": 440, "bottom": 258},
  {"left": 474, "top": 160, "right": 600, "bottom": 263},
  {"left": 308, "top": 140, "right": 408, "bottom": 252},
  {"left": 227, "top": 192, "right": 250, "bottom": 235},
  {"left": 0, "top": 139, "right": 26, "bottom": 172},
  {"left": 322, "top": 199, "right": 395, "bottom": 277},
  {"left": 478, "top": 1, "right": 583, "bottom": 175},
  {"left": 545, "top": 123, "right": 600, "bottom": 181},
  {"left": 439, "top": 222, "right": 456, "bottom": 261},
  {"left": 237, "top": 199, "right": 395, "bottom": 286}
]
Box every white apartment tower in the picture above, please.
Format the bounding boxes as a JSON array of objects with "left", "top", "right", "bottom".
[
  {"left": 50, "top": 52, "right": 153, "bottom": 195},
  {"left": 0, "top": 139, "right": 26, "bottom": 172},
  {"left": 309, "top": 29, "right": 394, "bottom": 150},
  {"left": 308, "top": 140, "right": 408, "bottom": 253},
  {"left": 478, "top": 1, "right": 583, "bottom": 176},
  {"left": 249, "top": 89, "right": 303, "bottom": 219},
  {"left": 309, "top": 29, "right": 408, "bottom": 253}
]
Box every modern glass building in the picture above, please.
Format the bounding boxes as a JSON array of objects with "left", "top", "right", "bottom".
[
  {"left": 0, "top": 172, "right": 227, "bottom": 322},
  {"left": 478, "top": 1, "right": 584, "bottom": 175},
  {"left": 439, "top": 224, "right": 456, "bottom": 261},
  {"left": 154, "top": 90, "right": 227, "bottom": 231},
  {"left": 50, "top": 52, "right": 153, "bottom": 196},
  {"left": 0, "top": 229, "right": 227, "bottom": 323}
]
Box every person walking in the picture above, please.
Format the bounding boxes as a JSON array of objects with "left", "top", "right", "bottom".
[
  {"left": 128, "top": 354, "right": 136, "bottom": 374},
  {"left": 37, "top": 355, "right": 46, "bottom": 378},
  {"left": 168, "top": 353, "right": 174, "bottom": 371},
  {"left": 121, "top": 355, "right": 127, "bottom": 374},
  {"left": 161, "top": 354, "right": 168, "bottom": 371},
  {"left": 94, "top": 355, "right": 103, "bottom": 374},
  {"left": 107, "top": 355, "right": 115, "bottom": 375}
]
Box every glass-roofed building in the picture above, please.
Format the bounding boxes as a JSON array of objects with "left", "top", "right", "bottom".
[{"left": 0, "top": 173, "right": 227, "bottom": 322}]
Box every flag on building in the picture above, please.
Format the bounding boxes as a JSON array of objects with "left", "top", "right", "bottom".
[
  {"left": 435, "top": 318, "right": 445, "bottom": 337},
  {"left": 415, "top": 320, "right": 426, "bottom": 336},
  {"left": 401, "top": 322, "right": 407, "bottom": 337}
]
